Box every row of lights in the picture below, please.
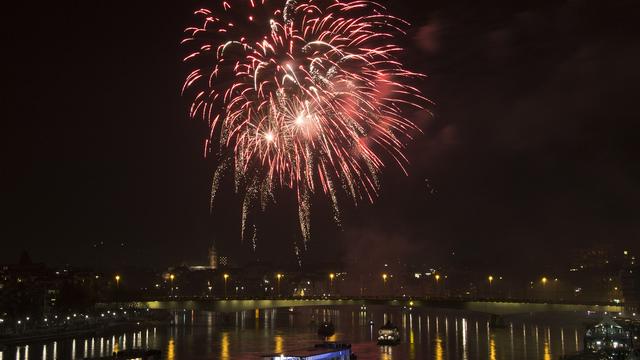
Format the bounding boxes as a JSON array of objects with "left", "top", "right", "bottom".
[
  {"left": 112, "top": 271, "right": 622, "bottom": 299},
  {"left": 4, "top": 311, "right": 138, "bottom": 326}
]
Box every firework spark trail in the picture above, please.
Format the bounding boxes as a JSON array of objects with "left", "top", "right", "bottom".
[{"left": 183, "top": 0, "right": 428, "bottom": 248}]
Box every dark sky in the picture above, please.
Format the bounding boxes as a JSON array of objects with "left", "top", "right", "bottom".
[{"left": 2, "top": 0, "right": 639, "bottom": 272}]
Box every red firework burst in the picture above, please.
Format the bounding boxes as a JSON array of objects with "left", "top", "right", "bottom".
[{"left": 182, "top": 0, "right": 428, "bottom": 247}]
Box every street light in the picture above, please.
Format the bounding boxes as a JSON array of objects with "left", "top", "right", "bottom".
[
  {"left": 224, "top": 274, "right": 230, "bottom": 299},
  {"left": 115, "top": 275, "right": 121, "bottom": 288},
  {"left": 382, "top": 273, "right": 388, "bottom": 296},
  {"left": 541, "top": 277, "right": 548, "bottom": 299},
  {"left": 169, "top": 274, "right": 175, "bottom": 297},
  {"left": 329, "top": 273, "right": 335, "bottom": 296},
  {"left": 276, "top": 274, "right": 283, "bottom": 297},
  {"left": 488, "top": 275, "right": 494, "bottom": 298}
]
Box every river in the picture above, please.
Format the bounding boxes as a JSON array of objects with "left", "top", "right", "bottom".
[{"left": 3, "top": 305, "right": 599, "bottom": 359}]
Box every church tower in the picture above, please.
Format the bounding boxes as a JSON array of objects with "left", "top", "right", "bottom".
[{"left": 208, "top": 243, "right": 218, "bottom": 269}]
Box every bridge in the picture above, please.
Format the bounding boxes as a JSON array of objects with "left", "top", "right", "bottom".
[{"left": 110, "top": 298, "right": 624, "bottom": 316}]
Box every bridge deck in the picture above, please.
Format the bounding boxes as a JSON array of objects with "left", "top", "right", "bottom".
[{"left": 103, "top": 298, "right": 624, "bottom": 316}]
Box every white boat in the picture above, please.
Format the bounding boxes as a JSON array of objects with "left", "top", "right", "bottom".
[{"left": 377, "top": 322, "right": 400, "bottom": 345}]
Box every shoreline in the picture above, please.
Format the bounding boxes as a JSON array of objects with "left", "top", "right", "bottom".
[{"left": 0, "top": 320, "right": 167, "bottom": 346}]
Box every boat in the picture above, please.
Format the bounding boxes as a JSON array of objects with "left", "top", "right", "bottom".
[
  {"left": 583, "top": 317, "right": 634, "bottom": 359},
  {"left": 82, "top": 348, "right": 161, "bottom": 360},
  {"left": 616, "top": 317, "right": 640, "bottom": 340},
  {"left": 377, "top": 322, "right": 400, "bottom": 345},
  {"left": 559, "top": 353, "right": 610, "bottom": 359},
  {"left": 116, "top": 349, "right": 161, "bottom": 359},
  {"left": 261, "top": 342, "right": 355, "bottom": 360},
  {"left": 318, "top": 322, "right": 336, "bottom": 338},
  {"left": 560, "top": 349, "right": 640, "bottom": 360}
]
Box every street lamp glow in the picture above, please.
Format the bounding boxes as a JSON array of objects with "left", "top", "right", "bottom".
[
  {"left": 169, "top": 274, "right": 176, "bottom": 297},
  {"left": 434, "top": 274, "right": 441, "bottom": 281},
  {"left": 276, "top": 273, "right": 283, "bottom": 297},
  {"left": 541, "top": 277, "right": 548, "bottom": 285},
  {"left": 328, "top": 273, "right": 336, "bottom": 296},
  {"left": 223, "top": 273, "right": 230, "bottom": 298},
  {"left": 488, "top": 275, "right": 494, "bottom": 282}
]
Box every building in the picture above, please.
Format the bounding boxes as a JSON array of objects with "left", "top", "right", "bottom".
[
  {"left": 621, "top": 250, "right": 639, "bottom": 313},
  {"left": 208, "top": 244, "right": 218, "bottom": 270}
]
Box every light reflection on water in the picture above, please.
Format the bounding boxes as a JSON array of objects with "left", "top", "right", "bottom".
[
  {"left": 1, "top": 306, "right": 590, "bottom": 359},
  {"left": 166, "top": 337, "right": 175, "bottom": 360},
  {"left": 220, "top": 332, "right": 229, "bottom": 360}
]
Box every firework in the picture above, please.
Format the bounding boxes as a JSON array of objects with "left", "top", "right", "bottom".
[{"left": 183, "top": 0, "right": 428, "bottom": 248}]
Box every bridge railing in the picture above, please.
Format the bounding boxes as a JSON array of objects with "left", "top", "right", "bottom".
[{"left": 100, "top": 294, "right": 623, "bottom": 307}]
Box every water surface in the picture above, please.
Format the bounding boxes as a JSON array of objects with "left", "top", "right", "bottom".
[{"left": 3, "top": 305, "right": 593, "bottom": 359}]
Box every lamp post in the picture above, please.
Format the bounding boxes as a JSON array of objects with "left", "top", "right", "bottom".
[
  {"left": 224, "top": 274, "right": 230, "bottom": 299},
  {"left": 434, "top": 274, "right": 441, "bottom": 297},
  {"left": 329, "top": 273, "right": 335, "bottom": 296},
  {"left": 488, "top": 275, "right": 494, "bottom": 298},
  {"left": 382, "top": 273, "right": 388, "bottom": 297},
  {"left": 114, "top": 275, "right": 121, "bottom": 302},
  {"left": 276, "top": 274, "right": 283, "bottom": 297},
  {"left": 169, "top": 274, "right": 175, "bottom": 298}
]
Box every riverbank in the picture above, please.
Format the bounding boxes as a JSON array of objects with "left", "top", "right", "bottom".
[
  {"left": 0, "top": 309, "right": 170, "bottom": 346},
  {"left": 0, "top": 319, "right": 169, "bottom": 346}
]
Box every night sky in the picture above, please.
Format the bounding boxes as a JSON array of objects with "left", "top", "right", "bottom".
[{"left": 3, "top": 0, "right": 639, "bottom": 273}]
